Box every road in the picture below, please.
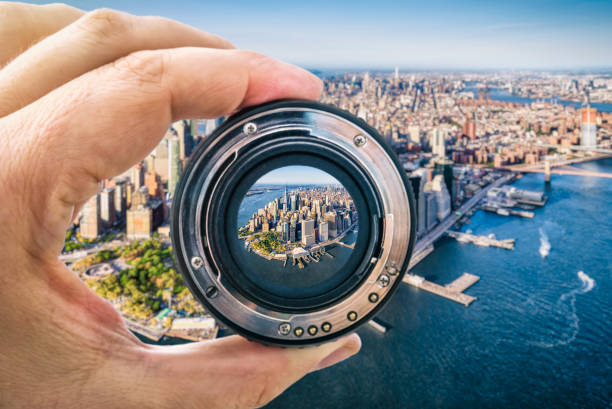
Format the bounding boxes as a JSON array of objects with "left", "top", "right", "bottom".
[{"left": 59, "top": 240, "right": 126, "bottom": 263}]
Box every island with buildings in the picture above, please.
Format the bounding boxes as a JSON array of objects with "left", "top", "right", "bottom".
[{"left": 238, "top": 185, "right": 358, "bottom": 268}]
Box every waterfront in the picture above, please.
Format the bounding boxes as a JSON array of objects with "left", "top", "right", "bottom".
[
  {"left": 265, "top": 159, "right": 612, "bottom": 409},
  {"left": 462, "top": 86, "right": 612, "bottom": 113}
]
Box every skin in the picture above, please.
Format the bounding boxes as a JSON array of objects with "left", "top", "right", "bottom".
[{"left": 0, "top": 3, "right": 361, "bottom": 408}]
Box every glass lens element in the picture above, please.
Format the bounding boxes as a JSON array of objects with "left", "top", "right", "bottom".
[{"left": 236, "top": 166, "right": 359, "bottom": 291}]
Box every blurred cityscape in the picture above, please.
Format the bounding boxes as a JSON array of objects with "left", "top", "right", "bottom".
[{"left": 62, "top": 70, "right": 612, "bottom": 342}]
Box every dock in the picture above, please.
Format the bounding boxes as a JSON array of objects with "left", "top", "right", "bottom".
[
  {"left": 403, "top": 272, "right": 479, "bottom": 306},
  {"left": 446, "top": 231, "right": 515, "bottom": 250},
  {"left": 481, "top": 205, "right": 534, "bottom": 218}
]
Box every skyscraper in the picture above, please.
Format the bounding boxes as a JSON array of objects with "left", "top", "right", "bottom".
[
  {"left": 80, "top": 194, "right": 101, "bottom": 239},
  {"left": 581, "top": 106, "right": 597, "bottom": 147},
  {"left": 462, "top": 114, "right": 476, "bottom": 140},
  {"left": 131, "top": 164, "right": 144, "bottom": 190},
  {"left": 409, "top": 170, "right": 427, "bottom": 235},
  {"left": 319, "top": 221, "right": 329, "bottom": 242},
  {"left": 168, "top": 135, "right": 181, "bottom": 197},
  {"left": 431, "top": 127, "right": 445, "bottom": 157},
  {"left": 431, "top": 175, "right": 451, "bottom": 221},
  {"left": 301, "top": 219, "right": 315, "bottom": 246},
  {"left": 100, "top": 187, "right": 116, "bottom": 228}
]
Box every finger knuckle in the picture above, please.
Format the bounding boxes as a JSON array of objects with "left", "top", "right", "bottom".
[
  {"left": 79, "top": 8, "right": 131, "bottom": 39},
  {"left": 113, "top": 50, "right": 167, "bottom": 85}
]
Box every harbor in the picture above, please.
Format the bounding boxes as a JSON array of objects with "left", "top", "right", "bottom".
[{"left": 403, "top": 272, "right": 480, "bottom": 307}]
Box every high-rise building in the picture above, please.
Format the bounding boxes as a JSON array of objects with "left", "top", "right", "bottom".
[
  {"left": 145, "top": 171, "right": 163, "bottom": 199},
  {"left": 290, "top": 194, "right": 297, "bottom": 212},
  {"left": 100, "top": 187, "right": 116, "bottom": 228},
  {"left": 113, "top": 179, "right": 128, "bottom": 219},
  {"left": 282, "top": 221, "right": 289, "bottom": 241},
  {"left": 424, "top": 192, "right": 438, "bottom": 230},
  {"left": 126, "top": 205, "right": 152, "bottom": 240},
  {"left": 431, "top": 175, "right": 451, "bottom": 221},
  {"left": 126, "top": 187, "right": 164, "bottom": 239},
  {"left": 80, "top": 194, "right": 101, "bottom": 239},
  {"left": 301, "top": 219, "right": 315, "bottom": 246},
  {"left": 131, "top": 164, "right": 144, "bottom": 190},
  {"left": 462, "top": 114, "right": 476, "bottom": 140},
  {"left": 324, "top": 212, "right": 337, "bottom": 238},
  {"left": 289, "top": 221, "right": 296, "bottom": 242},
  {"left": 168, "top": 135, "right": 181, "bottom": 197},
  {"left": 408, "top": 125, "right": 420, "bottom": 144},
  {"left": 581, "top": 106, "right": 597, "bottom": 147},
  {"left": 343, "top": 214, "right": 351, "bottom": 231},
  {"left": 152, "top": 131, "right": 170, "bottom": 181},
  {"left": 435, "top": 159, "right": 454, "bottom": 206},
  {"left": 431, "top": 127, "right": 445, "bottom": 157},
  {"left": 319, "top": 221, "right": 329, "bottom": 242},
  {"left": 408, "top": 170, "right": 427, "bottom": 235}
]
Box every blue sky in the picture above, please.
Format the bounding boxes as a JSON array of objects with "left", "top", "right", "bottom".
[
  {"left": 255, "top": 166, "right": 340, "bottom": 185},
  {"left": 31, "top": 0, "right": 612, "bottom": 69}
]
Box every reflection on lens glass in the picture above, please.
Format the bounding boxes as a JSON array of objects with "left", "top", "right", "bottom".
[{"left": 236, "top": 165, "right": 358, "bottom": 290}]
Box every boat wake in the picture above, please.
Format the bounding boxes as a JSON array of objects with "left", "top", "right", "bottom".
[
  {"left": 538, "top": 228, "right": 551, "bottom": 258},
  {"left": 531, "top": 271, "right": 595, "bottom": 348}
]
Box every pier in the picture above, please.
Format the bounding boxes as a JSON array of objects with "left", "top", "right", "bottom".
[
  {"left": 403, "top": 273, "right": 479, "bottom": 306},
  {"left": 481, "top": 205, "right": 534, "bottom": 218},
  {"left": 367, "top": 319, "right": 388, "bottom": 333},
  {"left": 446, "top": 231, "right": 515, "bottom": 250}
]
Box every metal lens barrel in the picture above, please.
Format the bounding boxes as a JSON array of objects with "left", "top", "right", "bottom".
[{"left": 171, "top": 100, "right": 416, "bottom": 346}]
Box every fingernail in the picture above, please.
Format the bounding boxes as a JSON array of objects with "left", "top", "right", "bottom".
[{"left": 311, "top": 333, "right": 361, "bottom": 372}]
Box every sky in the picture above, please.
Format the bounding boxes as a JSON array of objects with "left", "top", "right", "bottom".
[
  {"left": 255, "top": 166, "right": 340, "bottom": 185},
  {"left": 30, "top": 0, "right": 612, "bottom": 70}
]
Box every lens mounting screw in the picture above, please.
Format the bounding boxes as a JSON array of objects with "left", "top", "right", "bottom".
[
  {"left": 353, "top": 134, "right": 367, "bottom": 147},
  {"left": 377, "top": 274, "right": 390, "bottom": 287},
  {"left": 386, "top": 265, "right": 398, "bottom": 276},
  {"left": 278, "top": 322, "right": 291, "bottom": 336},
  {"left": 191, "top": 256, "right": 203, "bottom": 269},
  {"left": 368, "top": 293, "right": 379, "bottom": 303},
  {"left": 243, "top": 122, "right": 258, "bottom": 135},
  {"left": 347, "top": 311, "right": 358, "bottom": 322}
]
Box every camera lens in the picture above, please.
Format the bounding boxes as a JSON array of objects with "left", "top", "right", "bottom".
[{"left": 171, "top": 100, "right": 415, "bottom": 345}]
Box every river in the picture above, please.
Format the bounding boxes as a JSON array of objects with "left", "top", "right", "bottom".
[
  {"left": 265, "top": 158, "right": 612, "bottom": 408},
  {"left": 462, "top": 86, "right": 612, "bottom": 113},
  {"left": 146, "top": 162, "right": 611, "bottom": 408}
]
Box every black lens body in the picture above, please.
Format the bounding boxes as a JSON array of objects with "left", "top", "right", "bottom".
[{"left": 171, "top": 100, "right": 415, "bottom": 346}]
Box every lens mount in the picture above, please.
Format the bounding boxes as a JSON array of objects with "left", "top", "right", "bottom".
[{"left": 171, "top": 100, "right": 415, "bottom": 346}]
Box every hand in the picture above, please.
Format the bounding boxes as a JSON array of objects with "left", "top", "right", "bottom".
[{"left": 0, "top": 3, "right": 361, "bottom": 408}]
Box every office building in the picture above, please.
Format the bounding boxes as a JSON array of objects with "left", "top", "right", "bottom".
[
  {"left": 100, "top": 187, "right": 116, "bottom": 228},
  {"left": 301, "top": 219, "right": 315, "bottom": 246},
  {"left": 581, "top": 106, "right": 597, "bottom": 147},
  {"left": 431, "top": 175, "right": 451, "bottom": 221},
  {"left": 319, "top": 221, "right": 329, "bottom": 242},
  {"left": 80, "top": 194, "right": 102, "bottom": 239}
]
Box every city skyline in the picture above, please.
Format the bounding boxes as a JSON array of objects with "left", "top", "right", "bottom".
[{"left": 26, "top": 0, "right": 612, "bottom": 70}]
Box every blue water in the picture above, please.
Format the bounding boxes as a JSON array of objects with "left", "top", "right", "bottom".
[
  {"left": 265, "top": 159, "right": 612, "bottom": 408},
  {"left": 462, "top": 87, "right": 612, "bottom": 113}
]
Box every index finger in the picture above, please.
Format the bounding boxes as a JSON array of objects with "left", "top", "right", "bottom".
[
  {"left": 2, "top": 47, "right": 322, "bottom": 259},
  {"left": 0, "top": 2, "right": 84, "bottom": 65}
]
